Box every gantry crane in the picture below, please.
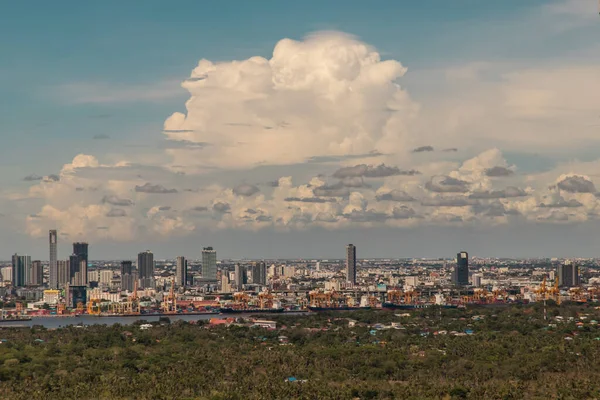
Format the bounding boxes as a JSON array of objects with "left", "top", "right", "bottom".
[
  {"left": 87, "top": 298, "right": 102, "bottom": 315},
  {"left": 162, "top": 277, "right": 178, "bottom": 313}
]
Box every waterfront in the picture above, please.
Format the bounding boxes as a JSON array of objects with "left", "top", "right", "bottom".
[{"left": 0, "top": 312, "right": 293, "bottom": 329}]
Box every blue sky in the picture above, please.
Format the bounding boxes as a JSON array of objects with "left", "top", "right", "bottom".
[{"left": 1, "top": 0, "right": 600, "bottom": 259}]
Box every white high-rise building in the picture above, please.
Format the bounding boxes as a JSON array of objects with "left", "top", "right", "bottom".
[
  {"left": 100, "top": 270, "right": 113, "bottom": 286},
  {"left": 49, "top": 230, "right": 58, "bottom": 289}
]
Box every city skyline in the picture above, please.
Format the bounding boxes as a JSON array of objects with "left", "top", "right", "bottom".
[{"left": 1, "top": 1, "right": 600, "bottom": 258}]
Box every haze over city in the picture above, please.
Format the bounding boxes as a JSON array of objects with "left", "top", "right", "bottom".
[{"left": 1, "top": 0, "right": 599, "bottom": 260}]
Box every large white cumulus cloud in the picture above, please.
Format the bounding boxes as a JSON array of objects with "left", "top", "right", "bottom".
[{"left": 163, "top": 32, "right": 417, "bottom": 170}]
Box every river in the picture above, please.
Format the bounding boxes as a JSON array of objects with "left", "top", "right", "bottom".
[{"left": 0, "top": 314, "right": 242, "bottom": 329}]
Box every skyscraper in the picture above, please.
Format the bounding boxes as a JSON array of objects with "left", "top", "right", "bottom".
[
  {"left": 252, "top": 262, "right": 267, "bottom": 286},
  {"left": 120, "top": 261, "right": 136, "bottom": 292},
  {"left": 176, "top": 256, "right": 188, "bottom": 288},
  {"left": 346, "top": 244, "right": 356, "bottom": 285},
  {"left": 452, "top": 252, "right": 469, "bottom": 286},
  {"left": 138, "top": 250, "right": 154, "bottom": 289},
  {"left": 11, "top": 254, "right": 27, "bottom": 287},
  {"left": 558, "top": 261, "right": 580, "bottom": 288},
  {"left": 72, "top": 242, "right": 89, "bottom": 285},
  {"left": 49, "top": 230, "right": 58, "bottom": 289},
  {"left": 57, "top": 260, "right": 70, "bottom": 287},
  {"left": 30, "top": 260, "right": 43, "bottom": 286},
  {"left": 234, "top": 264, "right": 246, "bottom": 291},
  {"left": 202, "top": 247, "right": 217, "bottom": 281}
]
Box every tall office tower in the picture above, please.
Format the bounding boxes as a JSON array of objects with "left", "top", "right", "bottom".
[
  {"left": 452, "top": 252, "right": 469, "bottom": 286},
  {"left": 57, "top": 260, "right": 70, "bottom": 287},
  {"left": 1, "top": 266, "right": 12, "bottom": 283},
  {"left": 120, "top": 261, "right": 136, "bottom": 292},
  {"left": 346, "top": 244, "right": 357, "bottom": 285},
  {"left": 69, "top": 254, "right": 79, "bottom": 284},
  {"left": 11, "top": 254, "right": 26, "bottom": 287},
  {"left": 49, "top": 230, "right": 58, "bottom": 289},
  {"left": 138, "top": 250, "right": 154, "bottom": 289},
  {"left": 30, "top": 260, "right": 43, "bottom": 286},
  {"left": 176, "top": 256, "right": 188, "bottom": 288},
  {"left": 234, "top": 264, "right": 247, "bottom": 291},
  {"left": 202, "top": 247, "right": 217, "bottom": 281},
  {"left": 558, "top": 261, "right": 581, "bottom": 287},
  {"left": 23, "top": 255, "right": 32, "bottom": 286},
  {"left": 252, "top": 262, "right": 267, "bottom": 286},
  {"left": 72, "top": 242, "right": 89, "bottom": 285}
]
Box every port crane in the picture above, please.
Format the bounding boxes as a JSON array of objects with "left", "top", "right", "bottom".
[{"left": 162, "top": 277, "right": 178, "bottom": 313}]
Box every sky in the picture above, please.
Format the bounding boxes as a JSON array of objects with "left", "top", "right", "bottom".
[{"left": 1, "top": 0, "right": 600, "bottom": 260}]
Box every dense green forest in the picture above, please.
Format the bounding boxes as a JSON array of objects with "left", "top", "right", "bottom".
[{"left": 0, "top": 303, "right": 599, "bottom": 399}]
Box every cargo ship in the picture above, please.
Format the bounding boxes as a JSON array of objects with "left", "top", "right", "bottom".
[
  {"left": 220, "top": 307, "right": 284, "bottom": 314},
  {"left": 307, "top": 305, "right": 370, "bottom": 312},
  {"left": 382, "top": 303, "right": 457, "bottom": 310}
]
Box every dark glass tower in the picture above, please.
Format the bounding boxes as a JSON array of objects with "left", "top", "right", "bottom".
[{"left": 453, "top": 251, "right": 469, "bottom": 286}]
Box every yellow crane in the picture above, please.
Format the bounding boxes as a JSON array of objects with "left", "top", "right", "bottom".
[{"left": 162, "top": 277, "right": 178, "bottom": 313}]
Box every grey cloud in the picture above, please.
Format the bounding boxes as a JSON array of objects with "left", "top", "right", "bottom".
[
  {"left": 29, "top": 214, "right": 42, "bottom": 219},
  {"left": 233, "top": 183, "right": 260, "bottom": 197},
  {"left": 284, "top": 197, "right": 337, "bottom": 203},
  {"left": 556, "top": 175, "right": 596, "bottom": 193},
  {"left": 472, "top": 202, "right": 520, "bottom": 217},
  {"left": 412, "top": 146, "right": 434, "bottom": 153},
  {"left": 256, "top": 215, "right": 272, "bottom": 222},
  {"left": 314, "top": 212, "right": 338, "bottom": 223},
  {"left": 421, "top": 197, "right": 475, "bottom": 207},
  {"left": 333, "top": 164, "right": 420, "bottom": 179},
  {"left": 75, "top": 187, "right": 85, "bottom": 192},
  {"left": 537, "top": 212, "right": 569, "bottom": 222},
  {"left": 443, "top": 148, "right": 458, "bottom": 152},
  {"left": 306, "top": 151, "right": 384, "bottom": 164},
  {"left": 44, "top": 174, "right": 60, "bottom": 182},
  {"left": 313, "top": 182, "right": 350, "bottom": 197},
  {"left": 106, "top": 209, "right": 127, "bottom": 218},
  {"left": 160, "top": 139, "right": 208, "bottom": 149},
  {"left": 266, "top": 180, "right": 280, "bottom": 187},
  {"left": 213, "top": 202, "right": 231, "bottom": 213},
  {"left": 343, "top": 209, "right": 389, "bottom": 223},
  {"left": 191, "top": 206, "right": 208, "bottom": 212},
  {"left": 135, "top": 183, "right": 177, "bottom": 194},
  {"left": 469, "top": 187, "right": 528, "bottom": 199},
  {"left": 102, "top": 195, "right": 134, "bottom": 206},
  {"left": 96, "top": 226, "right": 109, "bottom": 230},
  {"left": 376, "top": 190, "right": 416, "bottom": 202},
  {"left": 539, "top": 199, "right": 583, "bottom": 208},
  {"left": 485, "top": 166, "right": 514, "bottom": 177},
  {"left": 158, "top": 206, "right": 172, "bottom": 211},
  {"left": 341, "top": 177, "right": 371, "bottom": 188},
  {"left": 391, "top": 206, "right": 417, "bottom": 219},
  {"left": 93, "top": 134, "right": 110, "bottom": 140},
  {"left": 23, "top": 174, "right": 43, "bottom": 181},
  {"left": 245, "top": 208, "right": 258, "bottom": 214},
  {"left": 425, "top": 176, "right": 470, "bottom": 193}
]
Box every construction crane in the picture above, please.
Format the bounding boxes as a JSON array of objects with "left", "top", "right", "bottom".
[
  {"left": 162, "top": 277, "right": 178, "bottom": 313},
  {"left": 87, "top": 298, "right": 102, "bottom": 315}
]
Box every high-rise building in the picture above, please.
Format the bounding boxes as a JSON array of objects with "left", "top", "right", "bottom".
[
  {"left": 72, "top": 242, "right": 89, "bottom": 285},
  {"left": 202, "top": 247, "right": 217, "bottom": 281},
  {"left": 120, "top": 261, "right": 136, "bottom": 292},
  {"left": 57, "top": 260, "right": 70, "bottom": 287},
  {"left": 11, "top": 254, "right": 28, "bottom": 287},
  {"left": 138, "top": 250, "right": 154, "bottom": 289},
  {"left": 452, "top": 252, "right": 469, "bottom": 286},
  {"left": 99, "top": 270, "right": 113, "bottom": 286},
  {"left": 472, "top": 274, "right": 482, "bottom": 287},
  {"left": 234, "top": 264, "right": 246, "bottom": 291},
  {"left": 252, "top": 262, "right": 267, "bottom": 286},
  {"left": 49, "top": 230, "right": 58, "bottom": 289},
  {"left": 346, "top": 244, "right": 356, "bottom": 285},
  {"left": 558, "top": 261, "right": 580, "bottom": 288},
  {"left": 30, "top": 260, "right": 43, "bottom": 286},
  {"left": 1, "top": 266, "right": 12, "bottom": 283},
  {"left": 176, "top": 256, "right": 188, "bottom": 288}
]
